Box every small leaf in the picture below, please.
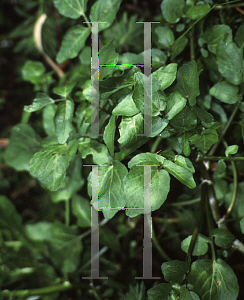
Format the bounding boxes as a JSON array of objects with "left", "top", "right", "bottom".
[
  {"left": 217, "top": 159, "right": 226, "bottom": 174},
  {"left": 54, "top": 99, "right": 74, "bottom": 144},
  {"left": 225, "top": 145, "right": 239, "bottom": 157},
  {"left": 147, "top": 283, "right": 172, "bottom": 300},
  {"left": 170, "top": 106, "right": 197, "bottom": 131},
  {"left": 99, "top": 40, "right": 119, "bottom": 80},
  {"left": 87, "top": 160, "right": 128, "bottom": 219},
  {"left": 53, "top": 84, "right": 75, "bottom": 98},
  {"left": 210, "top": 81, "right": 242, "bottom": 104},
  {"left": 211, "top": 228, "right": 235, "bottom": 249},
  {"left": 161, "top": 0, "right": 185, "bottom": 23},
  {"left": 171, "top": 36, "right": 188, "bottom": 60},
  {"left": 165, "top": 91, "right": 187, "bottom": 120},
  {"left": 4, "top": 124, "right": 42, "bottom": 171},
  {"left": 24, "top": 93, "right": 54, "bottom": 112},
  {"left": 155, "top": 26, "right": 174, "bottom": 49},
  {"left": 112, "top": 93, "right": 140, "bottom": 116},
  {"left": 177, "top": 61, "right": 200, "bottom": 106},
  {"left": 152, "top": 63, "right": 178, "bottom": 90},
  {"left": 190, "top": 129, "right": 218, "bottom": 152},
  {"left": 54, "top": 0, "right": 88, "bottom": 19},
  {"left": 72, "top": 194, "right": 91, "bottom": 227},
  {"left": 103, "top": 115, "right": 116, "bottom": 157},
  {"left": 29, "top": 139, "right": 78, "bottom": 191},
  {"left": 216, "top": 40, "right": 243, "bottom": 86},
  {"left": 89, "top": 0, "right": 123, "bottom": 32},
  {"left": 181, "top": 234, "right": 210, "bottom": 256},
  {"left": 161, "top": 260, "right": 190, "bottom": 284},
  {"left": 22, "top": 60, "right": 45, "bottom": 81},
  {"left": 240, "top": 217, "right": 244, "bottom": 234},
  {"left": 163, "top": 159, "right": 196, "bottom": 189},
  {"left": 56, "top": 25, "right": 90, "bottom": 64},
  {"left": 184, "top": 4, "right": 211, "bottom": 20}
]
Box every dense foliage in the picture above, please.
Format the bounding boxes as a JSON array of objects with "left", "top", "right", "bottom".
[{"left": 1, "top": 0, "right": 244, "bottom": 299}]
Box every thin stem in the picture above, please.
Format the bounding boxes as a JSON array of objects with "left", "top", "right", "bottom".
[
  {"left": 152, "top": 224, "right": 171, "bottom": 261},
  {"left": 1, "top": 281, "right": 73, "bottom": 298},
  {"left": 21, "top": 110, "right": 31, "bottom": 124},
  {"left": 198, "top": 156, "right": 244, "bottom": 161},
  {"left": 65, "top": 200, "right": 70, "bottom": 226},
  {"left": 208, "top": 100, "right": 241, "bottom": 156},
  {"left": 189, "top": 25, "right": 195, "bottom": 61},
  {"left": 151, "top": 136, "right": 161, "bottom": 153},
  {"left": 89, "top": 279, "right": 102, "bottom": 300},
  {"left": 82, "top": 13, "right": 91, "bottom": 28},
  {"left": 186, "top": 181, "right": 207, "bottom": 260},
  {"left": 218, "top": 140, "right": 238, "bottom": 226},
  {"left": 165, "top": 198, "right": 200, "bottom": 207},
  {"left": 206, "top": 199, "right": 216, "bottom": 262}
]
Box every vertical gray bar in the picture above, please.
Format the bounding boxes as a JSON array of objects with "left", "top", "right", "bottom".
[
  {"left": 82, "top": 165, "right": 108, "bottom": 279},
  {"left": 91, "top": 22, "right": 99, "bottom": 136},
  {"left": 136, "top": 165, "right": 160, "bottom": 279},
  {"left": 144, "top": 23, "right": 152, "bottom": 136}
]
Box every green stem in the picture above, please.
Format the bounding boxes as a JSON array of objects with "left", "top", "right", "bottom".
[
  {"left": 189, "top": 25, "right": 195, "bottom": 61},
  {"left": 89, "top": 279, "right": 102, "bottom": 300},
  {"left": 198, "top": 156, "right": 244, "bottom": 161},
  {"left": 206, "top": 199, "right": 216, "bottom": 262},
  {"left": 186, "top": 181, "right": 207, "bottom": 260},
  {"left": 21, "top": 110, "right": 31, "bottom": 124},
  {"left": 1, "top": 281, "right": 73, "bottom": 298},
  {"left": 152, "top": 224, "right": 172, "bottom": 261},
  {"left": 215, "top": 1, "right": 244, "bottom": 9},
  {"left": 218, "top": 140, "right": 238, "bottom": 226},
  {"left": 151, "top": 136, "right": 161, "bottom": 153},
  {"left": 82, "top": 13, "right": 91, "bottom": 28},
  {"left": 165, "top": 198, "right": 200, "bottom": 207},
  {"left": 208, "top": 100, "right": 241, "bottom": 156},
  {"left": 65, "top": 199, "right": 70, "bottom": 226}
]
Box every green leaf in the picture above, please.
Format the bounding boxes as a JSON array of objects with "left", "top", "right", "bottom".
[
  {"left": 128, "top": 152, "right": 166, "bottom": 168},
  {"left": 56, "top": 25, "right": 90, "bottom": 64},
  {"left": 133, "top": 73, "right": 166, "bottom": 116},
  {"left": 22, "top": 60, "right": 45, "bottom": 81},
  {"left": 99, "top": 40, "right": 119, "bottom": 80},
  {"left": 192, "top": 106, "right": 214, "bottom": 123},
  {"left": 216, "top": 40, "right": 243, "bottom": 86},
  {"left": 171, "top": 36, "right": 188, "bottom": 60},
  {"left": 165, "top": 91, "right": 187, "bottom": 120},
  {"left": 27, "top": 221, "right": 82, "bottom": 274},
  {"left": 210, "top": 81, "right": 242, "bottom": 104},
  {"left": 199, "top": 25, "right": 232, "bottom": 54},
  {"left": 103, "top": 115, "right": 116, "bottom": 157},
  {"left": 78, "top": 137, "right": 112, "bottom": 164},
  {"left": 241, "top": 217, "right": 244, "bottom": 234},
  {"left": 190, "top": 129, "right": 218, "bottom": 152},
  {"left": 24, "top": 93, "right": 54, "bottom": 112},
  {"left": 173, "top": 155, "right": 195, "bottom": 173},
  {"left": 161, "top": 260, "right": 190, "bottom": 284},
  {"left": 163, "top": 159, "right": 196, "bottom": 189},
  {"left": 211, "top": 228, "right": 235, "bottom": 249},
  {"left": 87, "top": 160, "right": 128, "bottom": 219},
  {"left": 188, "top": 259, "right": 239, "bottom": 300},
  {"left": 152, "top": 63, "right": 178, "bottom": 90},
  {"left": 177, "top": 61, "right": 200, "bottom": 106},
  {"left": 178, "top": 131, "right": 192, "bottom": 156},
  {"left": 50, "top": 155, "right": 84, "bottom": 202},
  {"left": 54, "top": 0, "right": 88, "bottom": 19},
  {"left": 72, "top": 194, "right": 91, "bottom": 227},
  {"left": 29, "top": 139, "right": 78, "bottom": 191},
  {"left": 0, "top": 196, "right": 24, "bottom": 234},
  {"left": 181, "top": 233, "right": 210, "bottom": 256},
  {"left": 184, "top": 4, "right": 210, "bottom": 20},
  {"left": 53, "top": 84, "right": 75, "bottom": 98},
  {"left": 89, "top": 0, "right": 123, "bottom": 32},
  {"left": 124, "top": 167, "right": 170, "bottom": 217},
  {"left": 147, "top": 283, "right": 172, "bottom": 300},
  {"left": 54, "top": 99, "right": 74, "bottom": 144},
  {"left": 4, "top": 124, "right": 42, "bottom": 171},
  {"left": 217, "top": 159, "right": 226, "bottom": 174},
  {"left": 225, "top": 145, "right": 239, "bottom": 157},
  {"left": 155, "top": 26, "right": 175, "bottom": 49},
  {"left": 112, "top": 92, "right": 140, "bottom": 116},
  {"left": 161, "top": 0, "right": 185, "bottom": 23},
  {"left": 170, "top": 106, "right": 197, "bottom": 131},
  {"left": 43, "top": 104, "right": 56, "bottom": 135}
]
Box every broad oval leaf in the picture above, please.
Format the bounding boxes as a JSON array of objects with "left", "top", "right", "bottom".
[
  {"left": 161, "top": 0, "right": 185, "bottom": 23},
  {"left": 54, "top": 99, "right": 74, "bottom": 144},
  {"left": 56, "top": 25, "right": 90, "bottom": 64},
  {"left": 188, "top": 259, "right": 239, "bottom": 300},
  {"left": 181, "top": 233, "right": 210, "bottom": 256},
  {"left": 24, "top": 93, "right": 54, "bottom": 112},
  {"left": 89, "top": 0, "right": 123, "bottom": 32},
  {"left": 29, "top": 139, "right": 78, "bottom": 191},
  {"left": 54, "top": 0, "right": 88, "bottom": 19}
]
